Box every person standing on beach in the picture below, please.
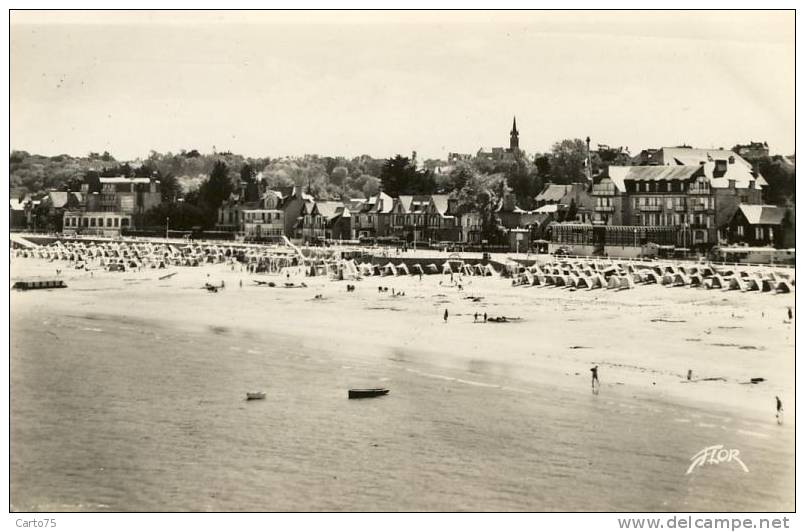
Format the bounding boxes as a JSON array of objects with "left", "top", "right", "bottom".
[
  {"left": 787, "top": 307, "right": 793, "bottom": 321},
  {"left": 483, "top": 312, "right": 487, "bottom": 322},
  {"left": 444, "top": 309, "right": 449, "bottom": 322},
  {"left": 776, "top": 396, "right": 783, "bottom": 422},
  {"left": 474, "top": 312, "right": 478, "bottom": 322},
  {"left": 591, "top": 365, "right": 599, "bottom": 390}
]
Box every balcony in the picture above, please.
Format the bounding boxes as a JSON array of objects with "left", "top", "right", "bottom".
[
  {"left": 637, "top": 204, "right": 662, "bottom": 212},
  {"left": 691, "top": 204, "right": 713, "bottom": 212},
  {"left": 673, "top": 205, "right": 687, "bottom": 212},
  {"left": 594, "top": 206, "right": 615, "bottom": 212},
  {"left": 688, "top": 187, "right": 711, "bottom": 195},
  {"left": 689, "top": 223, "right": 710, "bottom": 230},
  {"left": 592, "top": 184, "right": 616, "bottom": 196}
]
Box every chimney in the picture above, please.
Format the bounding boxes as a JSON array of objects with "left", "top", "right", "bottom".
[{"left": 728, "top": 179, "right": 736, "bottom": 189}]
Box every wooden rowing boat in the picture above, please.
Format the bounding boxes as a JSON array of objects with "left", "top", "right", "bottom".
[
  {"left": 246, "top": 392, "right": 266, "bottom": 400},
  {"left": 348, "top": 388, "right": 389, "bottom": 399}
]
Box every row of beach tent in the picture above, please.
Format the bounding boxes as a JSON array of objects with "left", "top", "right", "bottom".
[
  {"left": 356, "top": 261, "right": 498, "bottom": 277},
  {"left": 513, "top": 259, "right": 794, "bottom": 294}
]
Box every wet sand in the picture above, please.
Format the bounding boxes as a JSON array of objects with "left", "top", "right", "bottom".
[{"left": 10, "top": 257, "right": 795, "bottom": 511}]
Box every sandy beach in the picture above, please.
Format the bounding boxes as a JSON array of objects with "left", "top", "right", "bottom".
[{"left": 10, "top": 255, "right": 795, "bottom": 511}]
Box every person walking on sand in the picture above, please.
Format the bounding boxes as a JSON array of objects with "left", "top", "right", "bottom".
[
  {"left": 591, "top": 365, "right": 600, "bottom": 390},
  {"left": 444, "top": 309, "right": 449, "bottom": 322},
  {"left": 776, "top": 396, "right": 783, "bottom": 423},
  {"left": 483, "top": 312, "right": 487, "bottom": 322},
  {"left": 787, "top": 307, "right": 793, "bottom": 321},
  {"left": 474, "top": 312, "right": 479, "bottom": 323}
]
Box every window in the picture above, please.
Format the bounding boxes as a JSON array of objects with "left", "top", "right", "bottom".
[
  {"left": 121, "top": 218, "right": 129, "bottom": 227},
  {"left": 107, "top": 218, "right": 113, "bottom": 227},
  {"left": 737, "top": 225, "right": 744, "bottom": 237},
  {"left": 90, "top": 218, "right": 96, "bottom": 227},
  {"left": 114, "top": 218, "right": 119, "bottom": 227},
  {"left": 755, "top": 227, "right": 763, "bottom": 240}
]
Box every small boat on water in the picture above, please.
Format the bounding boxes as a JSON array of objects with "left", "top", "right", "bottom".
[
  {"left": 246, "top": 392, "right": 266, "bottom": 400},
  {"left": 348, "top": 388, "right": 389, "bottom": 399}
]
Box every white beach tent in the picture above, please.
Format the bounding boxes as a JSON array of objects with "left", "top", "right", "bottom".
[
  {"left": 589, "top": 274, "right": 605, "bottom": 289},
  {"left": 442, "top": 262, "right": 453, "bottom": 274},
  {"left": 383, "top": 262, "right": 398, "bottom": 276},
  {"left": 743, "top": 278, "right": 761, "bottom": 292},
  {"left": 760, "top": 279, "right": 776, "bottom": 293},
  {"left": 673, "top": 273, "right": 691, "bottom": 287},
  {"left": 727, "top": 277, "right": 745, "bottom": 291},
  {"left": 775, "top": 280, "right": 793, "bottom": 294},
  {"left": 618, "top": 275, "right": 635, "bottom": 290}
]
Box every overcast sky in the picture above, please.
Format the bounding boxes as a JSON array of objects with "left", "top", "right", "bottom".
[{"left": 10, "top": 10, "right": 795, "bottom": 161}]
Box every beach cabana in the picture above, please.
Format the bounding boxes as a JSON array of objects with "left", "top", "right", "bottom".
[
  {"left": 442, "top": 262, "right": 453, "bottom": 274},
  {"left": 411, "top": 264, "right": 424, "bottom": 275},
  {"left": 589, "top": 274, "right": 605, "bottom": 289},
  {"left": 743, "top": 278, "right": 761, "bottom": 292},
  {"left": 607, "top": 276, "right": 620, "bottom": 289},
  {"left": 483, "top": 263, "right": 497, "bottom": 277},
  {"left": 727, "top": 277, "right": 744, "bottom": 291},
  {"left": 775, "top": 280, "right": 793, "bottom": 294},
  {"left": 396, "top": 263, "right": 410, "bottom": 275},
  {"left": 672, "top": 273, "right": 690, "bottom": 287},
  {"left": 426, "top": 263, "right": 439, "bottom": 274},
  {"left": 618, "top": 275, "right": 635, "bottom": 290},
  {"left": 383, "top": 262, "right": 398, "bottom": 276},
  {"left": 575, "top": 276, "right": 590, "bottom": 289}
]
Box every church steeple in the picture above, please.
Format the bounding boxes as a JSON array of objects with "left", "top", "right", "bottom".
[{"left": 509, "top": 116, "right": 519, "bottom": 151}]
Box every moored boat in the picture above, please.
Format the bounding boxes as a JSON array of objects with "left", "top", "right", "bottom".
[
  {"left": 348, "top": 388, "right": 389, "bottom": 399},
  {"left": 246, "top": 392, "right": 266, "bottom": 400}
]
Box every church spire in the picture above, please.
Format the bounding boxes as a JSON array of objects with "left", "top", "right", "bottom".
[{"left": 509, "top": 115, "right": 519, "bottom": 151}]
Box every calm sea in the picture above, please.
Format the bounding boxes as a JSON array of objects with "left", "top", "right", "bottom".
[{"left": 11, "top": 296, "right": 794, "bottom": 511}]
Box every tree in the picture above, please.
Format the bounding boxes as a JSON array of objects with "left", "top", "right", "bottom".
[
  {"left": 380, "top": 155, "right": 435, "bottom": 196},
  {"left": 240, "top": 163, "right": 256, "bottom": 183},
  {"left": 757, "top": 156, "right": 795, "bottom": 206},
  {"left": 143, "top": 202, "right": 208, "bottom": 230},
  {"left": 534, "top": 154, "right": 551, "bottom": 178},
  {"left": 504, "top": 154, "right": 542, "bottom": 210},
  {"left": 197, "top": 160, "right": 234, "bottom": 226},
  {"left": 550, "top": 138, "right": 589, "bottom": 184},
  {"left": 454, "top": 167, "right": 507, "bottom": 244},
  {"left": 159, "top": 173, "right": 181, "bottom": 203}
]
